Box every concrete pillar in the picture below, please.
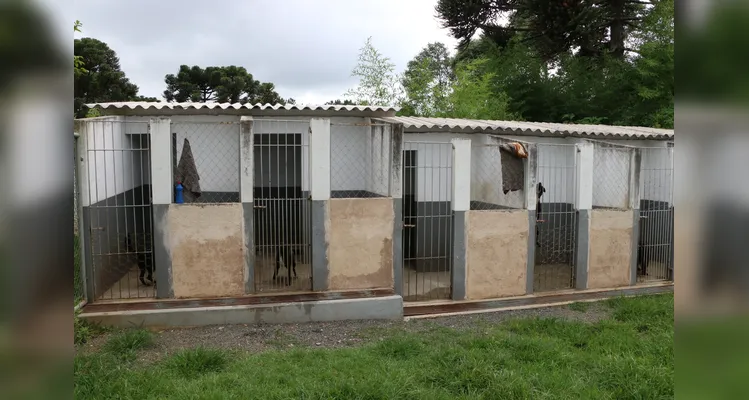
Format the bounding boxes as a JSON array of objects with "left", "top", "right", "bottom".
[
  {"left": 309, "top": 118, "right": 331, "bottom": 291},
  {"left": 390, "top": 123, "right": 404, "bottom": 297},
  {"left": 451, "top": 138, "right": 471, "bottom": 300},
  {"left": 574, "top": 141, "right": 594, "bottom": 290},
  {"left": 524, "top": 143, "right": 538, "bottom": 294},
  {"left": 239, "top": 117, "right": 255, "bottom": 293},
  {"left": 629, "top": 148, "right": 642, "bottom": 285},
  {"left": 75, "top": 121, "right": 94, "bottom": 303},
  {"left": 149, "top": 117, "right": 174, "bottom": 298}
]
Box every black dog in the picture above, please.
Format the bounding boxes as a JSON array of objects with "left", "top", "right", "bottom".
[
  {"left": 535, "top": 182, "right": 546, "bottom": 247},
  {"left": 126, "top": 232, "right": 154, "bottom": 286},
  {"left": 273, "top": 247, "right": 297, "bottom": 286},
  {"left": 636, "top": 244, "right": 649, "bottom": 277}
]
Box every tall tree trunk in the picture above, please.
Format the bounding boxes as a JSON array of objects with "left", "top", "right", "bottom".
[{"left": 609, "top": 0, "right": 626, "bottom": 58}]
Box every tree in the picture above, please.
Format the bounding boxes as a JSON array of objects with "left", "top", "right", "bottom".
[
  {"left": 401, "top": 43, "right": 453, "bottom": 116},
  {"left": 343, "top": 37, "right": 403, "bottom": 107},
  {"left": 162, "top": 65, "right": 284, "bottom": 104},
  {"left": 325, "top": 99, "right": 356, "bottom": 105},
  {"left": 436, "top": 0, "right": 650, "bottom": 61},
  {"left": 73, "top": 21, "right": 86, "bottom": 77},
  {"left": 74, "top": 37, "right": 141, "bottom": 117},
  {"left": 445, "top": 58, "right": 515, "bottom": 120}
]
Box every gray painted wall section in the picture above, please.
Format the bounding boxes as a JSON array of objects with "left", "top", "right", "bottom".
[
  {"left": 153, "top": 204, "right": 173, "bottom": 298},
  {"left": 526, "top": 210, "right": 536, "bottom": 294},
  {"left": 243, "top": 203, "right": 255, "bottom": 294},
  {"left": 81, "top": 208, "right": 95, "bottom": 303},
  {"left": 392, "top": 200, "right": 403, "bottom": 296},
  {"left": 575, "top": 210, "right": 590, "bottom": 290},
  {"left": 630, "top": 210, "right": 641, "bottom": 285},
  {"left": 311, "top": 200, "right": 329, "bottom": 291},
  {"left": 451, "top": 211, "right": 467, "bottom": 300}
]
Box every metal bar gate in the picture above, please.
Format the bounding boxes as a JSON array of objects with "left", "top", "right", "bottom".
[
  {"left": 401, "top": 142, "right": 454, "bottom": 301},
  {"left": 534, "top": 143, "right": 578, "bottom": 292},
  {"left": 82, "top": 120, "right": 155, "bottom": 301},
  {"left": 253, "top": 120, "right": 313, "bottom": 292},
  {"left": 637, "top": 146, "right": 674, "bottom": 282}
]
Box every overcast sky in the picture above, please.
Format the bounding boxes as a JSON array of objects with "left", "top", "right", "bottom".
[{"left": 69, "top": 0, "right": 458, "bottom": 104}]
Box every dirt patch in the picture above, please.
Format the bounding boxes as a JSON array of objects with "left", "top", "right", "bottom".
[{"left": 78, "top": 301, "right": 612, "bottom": 364}]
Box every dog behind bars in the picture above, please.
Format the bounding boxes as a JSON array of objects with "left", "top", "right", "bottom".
[
  {"left": 126, "top": 232, "right": 155, "bottom": 286},
  {"left": 273, "top": 246, "right": 297, "bottom": 286}
]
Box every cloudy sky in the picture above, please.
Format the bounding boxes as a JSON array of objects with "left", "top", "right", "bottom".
[{"left": 69, "top": 0, "right": 458, "bottom": 104}]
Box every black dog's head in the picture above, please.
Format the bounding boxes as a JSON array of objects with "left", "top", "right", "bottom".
[{"left": 536, "top": 182, "right": 546, "bottom": 197}]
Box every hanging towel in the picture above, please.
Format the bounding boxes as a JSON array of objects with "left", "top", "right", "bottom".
[
  {"left": 498, "top": 142, "right": 528, "bottom": 194},
  {"left": 175, "top": 138, "right": 202, "bottom": 202}
]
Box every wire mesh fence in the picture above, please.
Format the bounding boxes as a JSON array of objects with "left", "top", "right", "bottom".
[
  {"left": 79, "top": 120, "right": 155, "bottom": 301},
  {"left": 471, "top": 136, "right": 527, "bottom": 210},
  {"left": 592, "top": 141, "right": 633, "bottom": 209},
  {"left": 330, "top": 122, "right": 392, "bottom": 198},
  {"left": 534, "top": 143, "right": 578, "bottom": 292},
  {"left": 252, "top": 120, "right": 313, "bottom": 293},
  {"left": 401, "top": 141, "right": 453, "bottom": 302},
  {"left": 172, "top": 121, "right": 240, "bottom": 204},
  {"left": 637, "top": 146, "right": 674, "bottom": 282}
]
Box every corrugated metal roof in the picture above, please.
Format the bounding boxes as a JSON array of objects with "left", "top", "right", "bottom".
[
  {"left": 380, "top": 116, "right": 673, "bottom": 139},
  {"left": 87, "top": 102, "right": 399, "bottom": 113}
]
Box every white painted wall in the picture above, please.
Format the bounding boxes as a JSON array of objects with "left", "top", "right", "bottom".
[{"left": 81, "top": 117, "right": 150, "bottom": 206}]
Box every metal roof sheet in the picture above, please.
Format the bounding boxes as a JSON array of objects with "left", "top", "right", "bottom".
[
  {"left": 380, "top": 116, "right": 673, "bottom": 139},
  {"left": 87, "top": 102, "right": 399, "bottom": 113}
]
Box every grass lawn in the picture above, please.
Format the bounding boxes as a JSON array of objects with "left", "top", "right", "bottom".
[{"left": 75, "top": 293, "right": 674, "bottom": 399}]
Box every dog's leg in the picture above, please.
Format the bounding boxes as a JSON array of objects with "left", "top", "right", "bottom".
[
  {"left": 273, "top": 252, "right": 279, "bottom": 280},
  {"left": 287, "top": 259, "right": 292, "bottom": 286},
  {"left": 139, "top": 266, "right": 148, "bottom": 286}
]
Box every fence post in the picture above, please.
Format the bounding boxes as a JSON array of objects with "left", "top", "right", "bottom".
[
  {"left": 239, "top": 117, "right": 255, "bottom": 294},
  {"left": 74, "top": 121, "right": 94, "bottom": 304},
  {"left": 149, "top": 117, "right": 174, "bottom": 298},
  {"left": 309, "top": 118, "right": 331, "bottom": 291},
  {"left": 524, "top": 143, "right": 538, "bottom": 294},
  {"left": 575, "top": 141, "right": 594, "bottom": 290},
  {"left": 390, "top": 123, "right": 404, "bottom": 297},
  {"left": 629, "top": 148, "right": 642, "bottom": 285},
  {"left": 451, "top": 138, "right": 470, "bottom": 301}
]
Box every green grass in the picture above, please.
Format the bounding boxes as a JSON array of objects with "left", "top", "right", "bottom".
[
  {"left": 567, "top": 301, "right": 591, "bottom": 312},
  {"left": 74, "top": 293, "right": 674, "bottom": 399},
  {"left": 103, "top": 329, "right": 154, "bottom": 361}
]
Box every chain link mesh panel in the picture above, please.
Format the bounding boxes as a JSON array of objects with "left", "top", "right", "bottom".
[
  {"left": 330, "top": 122, "right": 392, "bottom": 198},
  {"left": 592, "top": 142, "right": 633, "bottom": 209},
  {"left": 172, "top": 121, "right": 240, "bottom": 203},
  {"left": 471, "top": 137, "right": 527, "bottom": 210}
]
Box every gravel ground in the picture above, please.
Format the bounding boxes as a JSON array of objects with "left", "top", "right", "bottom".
[{"left": 80, "top": 301, "right": 611, "bottom": 364}]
